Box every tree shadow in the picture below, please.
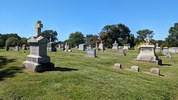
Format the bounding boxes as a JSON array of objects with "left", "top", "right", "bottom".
[
  {"left": 161, "top": 64, "right": 171, "bottom": 66},
  {"left": 0, "top": 56, "right": 22, "bottom": 81},
  {"left": 53, "top": 67, "right": 78, "bottom": 72}
]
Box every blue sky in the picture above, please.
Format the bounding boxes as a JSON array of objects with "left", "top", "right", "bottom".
[{"left": 0, "top": 0, "right": 178, "bottom": 41}]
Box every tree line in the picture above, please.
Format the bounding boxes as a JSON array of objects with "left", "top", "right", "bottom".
[{"left": 0, "top": 23, "right": 178, "bottom": 48}]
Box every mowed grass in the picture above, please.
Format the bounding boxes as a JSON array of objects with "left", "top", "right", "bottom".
[{"left": 0, "top": 49, "right": 178, "bottom": 100}]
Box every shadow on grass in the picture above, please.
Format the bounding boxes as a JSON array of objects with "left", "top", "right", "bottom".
[
  {"left": 53, "top": 67, "right": 78, "bottom": 72},
  {"left": 161, "top": 64, "right": 171, "bottom": 66},
  {"left": 0, "top": 56, "right": 22, "bottom": 81}
]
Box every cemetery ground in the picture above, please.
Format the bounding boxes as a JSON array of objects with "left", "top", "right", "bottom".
[{"left": 0, "top": 49, "right": 178, "bottom": 100}]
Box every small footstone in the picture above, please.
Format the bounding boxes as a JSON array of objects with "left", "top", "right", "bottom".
[
  {"left": 114, "top": 63, "right": 122, "bottom": 69},
  {"left": 150, "top": 68, "right": 160, "bottom": 75},
  {"left": 131, "top": 66, "right": 139, "bottom": 72}
]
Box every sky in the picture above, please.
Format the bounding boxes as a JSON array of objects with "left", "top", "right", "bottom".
[{"left": 0, "top": 0, "right": 178, "bottom": 41}]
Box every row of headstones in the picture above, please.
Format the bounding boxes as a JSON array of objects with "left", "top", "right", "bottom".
[
  {"left": 5, "top": 45, "right": 28, "bottom": 51},
  {"left": 114, "top": 63, "right": 160, "bottom": 75}
]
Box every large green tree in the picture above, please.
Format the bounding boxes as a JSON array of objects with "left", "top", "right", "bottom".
[
  {"left": 41, "top": 30, "right": 58, "bottom": 42},
  {"left": 85, "top": 34, "right": 99, "bottom": 46},
  {"left": 166, "top": 23, "right": 178, "bottom": 47},
  {"left": 99, "top": 24, "right": 131, "bottom": 48},
  {"left": 137, "top": 29, "right": 154, "bottom": 42},
  {"left": 6, "top": 37, "right": 19, "bottom": 47},
  {"left": 68, "top": 32, "right": 85, "bottom": 47},
  {"left": 0, "top": 39, "right": 4, "bottom": 47}
]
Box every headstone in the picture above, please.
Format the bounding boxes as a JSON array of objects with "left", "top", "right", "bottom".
[
  {"left": 150, "top": 68, "right": 160, "bottom": 75},
  {"left": 162, "top": 47, "right": 169, "bottom": 55},
  {"left": 118, "top": 49, "right": 126, "bottom": 56},
  {"left": 47, "top": 38, "right": 57, "bottom": 52},
  {"left": 22, "top": 44, "right": 27, "bottom": 50},
  {"left": 86, "top": 48, "right": 96, "bottom": 58},
  {"left": 169, "top": 47, "right": 178, "bottom": 54},
  {"left": 114, "top": 63, "right": 122, "bottom": 69},
  {"left": 166, "top": 52, "right": 172, "bottom": 59},
  {"left": 136, "top": 36, "right": 162, "bottom": 65},
  {"left": 98, "top": 41, "right": 104, "bottom": 51},
  {"left": 131, "top": 66, "right": 139, "bottom": 72},
  {"left": 123, "top": 44, "right": 130, "bottom": 50},
  {"left": 78, "top": 44, "right": 85, "bottom": 51},
  {"left": 15, "top": 46, "right": 19, "bottom": 51},
  {"left": 22, "top": 21, "right": 54, "bottom": 72},
  {"left": 155, "top": 43, "right": 161, "bottom": 52},
  {"left": 112, "top": 41, "right": 118, "bottom": 50},
  {"left": 87, "top": 44, "right": 92, "bottom": 50},
  {"left": 64, "top": 42, "right": 71, "bottom": 52}
]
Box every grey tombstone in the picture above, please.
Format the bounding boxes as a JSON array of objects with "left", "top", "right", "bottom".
[
  {"left": 15, "top": 46, "right": 19, "bottom": 51},
  {"left": 166, "top": 52, "right": 172, "bottom": 59},
  {"left": 136, "top": 36, "right": 162, "bottom": 65},
  {"left": 22, "top": 44, "right": 27, "bottom": 50},
  {"left": 22, "top": 21, "right": 54, "bottom": 72},
  {"left": 98, "top": 41, "right": 104, "bottom": 51},
  {"left": 47, "top": 38, "right": 57, "bottom": 52},
  {"left": 87, "top": 48, "right": 96, "bottom": 58},
  {"left": 114, "top": 63, "right": 122, "bottom": 69},
  {"left": 64, "top": 42, "right": 71, "bottom": 52},
  {"left": 78, "top": 44, "right": 85, "bottom": 51},
  {"left": 150, "top": 68, "right": 160, "bottom": 75},
  {"left": 162, "top": 47, "right": 169, "bottom": 55},
  {"left": 118, "top": 49, "right": 126, "bottom": 56},
  {"left": 155, "top": 43, "right": 161, "bottom": 52},
  {"left": 112, "top": 41, "right": 118, "bottom": 50},
  {"left": 131, "top": 66, "right": 139, "bottom": 72},
  {"left": 123, "top": 44, "right": 130, "bottom": 50}
]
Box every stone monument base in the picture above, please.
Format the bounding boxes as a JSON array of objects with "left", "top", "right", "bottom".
[
  {"left": 136, "top": 59, "right": 162, "bottom": 65},
  {"left": 22, "top": 61, "right": 54, "bottom": 72}
]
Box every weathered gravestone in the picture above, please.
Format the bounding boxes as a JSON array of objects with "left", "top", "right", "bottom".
[
  {"left": 150, "top": 68, "right": 160, "bottom": 75},
  {"left": 155, "top": 43, "right": 161, "bottom": 52},
  {"left": 118, "top": 49, "right": 126, "bottom": 56},
  {"left": 162, "top": 47, "right": 169, "bottom": 55},
  {"left": 47, "top": 38, "right": 57, "bottom": 52},
  {"left": 123, "top": 44, "right": 130, "bottom": 50},
  {"left": 112, "top": 41, "right": 118, "bottom": 50},
  {"left": 22, "top": 21, "right": 54, "bottom": 72},
  {"left": 114, "top": 63, "right": 122, "bottom": 69},
  {"left": 98, "top": 41, "right": 104, "bottom": 51},
  {"left": 136, "top": 36, "right": 162, "bottom": 65},
  {"left": 22, "top": 44, "right": 27, "bottom": 50},
  {"left": 78, "top": 44, "right": 85, "bottom": 51},
  {"left": 15, "top": 46, "right": 19, "bottom": 51},
  {"left": 131, "top": 66, "right": 139, "bottom": 72},
  {"left": 86, "top": 48, "right": 96, "bottom": 58},
  {"left": 64, "top": 42, "right": 71, "bottom": 52}
]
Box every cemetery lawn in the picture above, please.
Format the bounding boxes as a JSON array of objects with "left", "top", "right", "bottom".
[{"left": 1, "top": 49, "right": 178, "bottom": 100}]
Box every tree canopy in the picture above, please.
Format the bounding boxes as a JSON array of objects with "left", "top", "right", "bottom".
[
  {"left": 136, "top": 29, "right": 154, "bottom": 42},
  {"left": 41, "top": 30, "right": 58, "bottom": 42},
  {"left": 68, "top": 32, "right": 85, "bottom": 47}
]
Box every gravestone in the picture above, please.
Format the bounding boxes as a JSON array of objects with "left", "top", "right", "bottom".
[
  {"left": 155, "top": 43, "right": 161, "bottom": 52},
  {"left": 118, "top": 49, "right": 126, "bottom": 56},
  {"left": 86, "top": 48, "right": 96, "bottom": 58},
  {"left": 22, "top": 44, "right": 27, "bottom": 50},
  {"left": 123, "top": 44, "right": 130, "bottom": 50},
  {"left": 162, "top": 47, "right": 169, "bottom": 55},
  {"left": 131, "top": 66, "right": 139, "bottom": 72},
  {"left": 112, "top": 41, "right": 118, "bottom": 50},
  {"left": 136, "top": 36, "right": 162, "bottom": 65},
  {"left": 22, "top": 21, "right": 54, "bottom": 72},
  {"left": 47, "top": 38, "right": 57, "bottom": 52},
  {"left": 64, "top": 42, "right": 71, "bottom": 52},
  {"left": 98, "top": 41, "right": 104, "bottom": 51},
  {"left": 78, "top": 44, "right": 85, "bottom": 51},
  {"left": 114, "top": 63, "right": 122, "bottom": 69},
  {"left": 15, "top": 46, "right": 19, "bottom": 51},
  {"left": 168, "top": 47, "right": 178, "bottom": 54},
  {"left": 150, "top": 68, "right": 160, "bottom": 75}
]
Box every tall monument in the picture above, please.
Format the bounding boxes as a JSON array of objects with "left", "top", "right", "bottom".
[
  {"left": 22, "top": 21, "right": 54, "bottom": 72},
  {"left": 136, "top": 36, "right": 162, "bottom": 65}
]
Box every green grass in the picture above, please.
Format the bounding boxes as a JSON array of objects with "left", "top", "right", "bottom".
[{"left": 0, "top": 49, "right": 178, "bottom": 100}]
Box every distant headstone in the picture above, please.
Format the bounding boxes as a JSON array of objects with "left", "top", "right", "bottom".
[
  {"left": 15, "top": 46, "right": 19, "bottom": 51},
  {"left": 64, "top": 42, "right": 71, "bottom": 52},
  {"left": 78, "top": 44, "right": 85, "bottom": 51},
  {"left": 87, "top": 48, "right": 96, "bottom": 58},
  {"left": 166, "top": 52, "right": 172, "bottom": 59},
  {"left": 162, "top": 47, "right": 169, "bottom": 55},
  {"left": 131, "top": 66, "right": 139, "bottom": 72},
  {"left": 98, "top": 41, "right": 104, "bottom": 51},
  {"left": 47, "top": 38, "right": 57, "bottom": 52},
  {"left": 22, "top": 21, "right": 54, "bottom": 72},
  {"left": 114, "top": 63, "right": 122, "bottom": 69},
  {"left": 155, "top": 43, "right": 161, "bottom": 52},
  {"left": 112, "top": 41, "right": 118, "bottom": 50},
  {"left": 123, "top": 44, "right": 130, "bottom": 50},
  {"left": 136, "top": 36, "right": 162, "bottom": 65},
  {"left": 118, "top": 49, "right": 126, "bottom": 56},
  {"left": 150, "top": 68, "right": 160, "bottom": 75},
  {"left": 22, "top": 44, "right": 27, "bottom": 50}
]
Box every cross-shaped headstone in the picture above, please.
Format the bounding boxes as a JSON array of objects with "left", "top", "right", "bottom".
[
  {"left": 35, "top": 21, "right": 43, "bottom": 37},
  {"left": 144, "top": 36, "right": 151, "bottom": 45},
  {"left": 114, "top": 40, "right": 117, "bottom": 44}
]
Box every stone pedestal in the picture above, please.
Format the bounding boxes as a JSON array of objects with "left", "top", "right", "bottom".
[
  {"left": 22, "top": 21, "right": 54, "bottom": 72},
  {"left": 118, "top": 49, "right": 126, "bottom": 56},
  {"left": 136, "top": 45, "right": 162, "bottom": 65},
  {"left": 98, "top": 41, "right": 104, "bottom": 51}
]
